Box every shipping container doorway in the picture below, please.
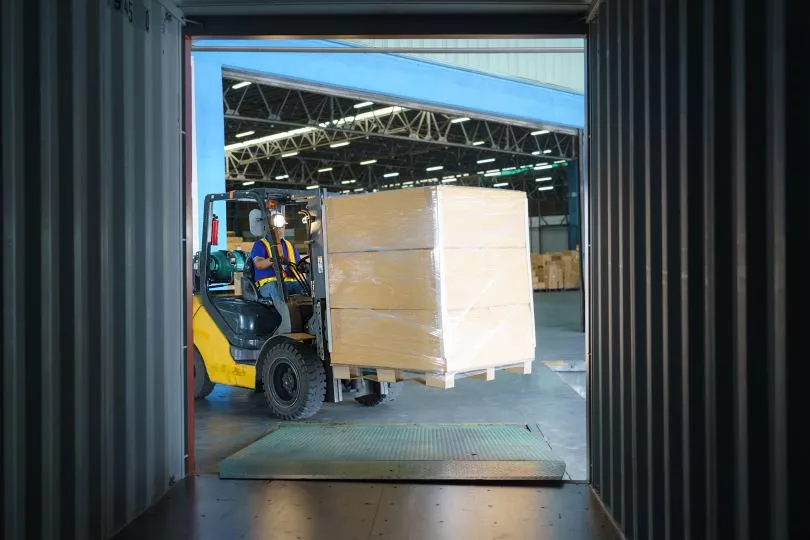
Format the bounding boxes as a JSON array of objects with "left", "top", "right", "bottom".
[{"left": 185, "top": 37, "right": 590, "bottom": 482}]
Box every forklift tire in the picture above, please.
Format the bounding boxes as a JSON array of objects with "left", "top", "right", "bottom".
[
  {"left": 355, "top": 382, "right": 403, "bottom": 407},
  {"left": 261, "top": 341, "right": 326, "bottom": 420},
  {"left": 193, "top": 347, "right": 216, "bottom": 400}
]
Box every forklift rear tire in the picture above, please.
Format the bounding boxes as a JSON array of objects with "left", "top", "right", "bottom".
[
  {"left": 355, "top": 382, "right": 403, "bottom": 407},
  {"left": 193, "top": 347, "right": 216, "bottom": 399},
  {"left": 261, "top": 341, "right": 326, "bottom": 420}
]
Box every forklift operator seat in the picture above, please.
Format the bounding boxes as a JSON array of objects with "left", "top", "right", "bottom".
[{"left": 243, "top": 208, "right": 270, "bottom": 304}]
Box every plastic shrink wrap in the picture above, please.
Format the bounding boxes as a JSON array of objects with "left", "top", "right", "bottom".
[{"left": 324, "top": 186, "right": 535, "bottom": 381}]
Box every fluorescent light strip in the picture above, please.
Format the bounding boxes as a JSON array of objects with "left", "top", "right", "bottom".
[
  {"left": 242, "top": 181, "right": 255, "bottom": 186},
  {"left": 531, "top": 129, "right": 550, "bottom": 136},
  {"left": 502, "top": 166, "right": 516, "bottom": 171},
  {"left": 353, "top": 188, "right": 364, "bottom": 192},
  {"left": 441, "top": 178, "right": 458, "bottom": 183},
  {"left": 341, "top": 179, "right": 356, "bottom": 184},
  {"left": 235, "top": 130, "right": 255, "bottom": 138},
  {"left": 535, "top": 164, "right": 553, "bottom": 170},
  {"left": 360, "top": 159, "right": 377, "bottom": 166},
  {"left": 531, "top": 151, "right": 542, "bottom": 155},
  {"left": 330, "top": 141, "right": 350, "bottom": 148},
  {"left": 403, "top": 181, "right": 414, "bottom": 186},
  {"left": 225, "top": 106, "right": 405, "bottom": 151},
  {"left": 275, "top": 174, "right": 289, "bottom": 180},
  {"left": 486, "top": 169, "right": 500, "bottom": 173},
  {"left": 426, "top": 166, "right": 443, "bottom": 172},
  {"left": 450, "top": 117, "right": 470, "bottom": 123},
  {"left": 484, "top": 172, "right": 500, "bottom": 177},
  {"left": 493, "top": 182, "right": 508, "bottom": 188},
  {"left": 232, "top": 81, "right": 251, "bottom": 89},
  {"left": 535, "top": 176, "right": 553, "bottom": 182},
  {"left": 306, "top": 185, "right": 320, "bottom": 190},
  {"left": 477, "top": 158, "right": 495, "bottom": 164},
  {"left": 353, "top": 101, "right": 374, "bottom": 109},
  {"left": 537, "top": 185, "right": 554, "bottom": 191},
  {"left": 543, "top": 149, "right": 553, "bottom": 154},
  {"left": 318, "top": 167, "right": 333, "bottom": 173},
  {"left": 384, "top": 172, "right": 399, "bottom": 178},
  {"left": 472, "top": 140, "right": 485, "bottom": 146},
  {"left": 554, "top": 159, "right": 567, "bottom": 164},
  {"left": 282, "top": 151, "right": 298, "bottom": 158}
]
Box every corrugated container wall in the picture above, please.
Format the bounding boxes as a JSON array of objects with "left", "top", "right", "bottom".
[
  {"left": 348, "top": 39, "right": 585, "bottom": 92},
  {"left": 587, "top": 0, "right": 802, "bottom": 539},
  {"left": 1, "top": 1, "right": 185, "bottom": 539}
]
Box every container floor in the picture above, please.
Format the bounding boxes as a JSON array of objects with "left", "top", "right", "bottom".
[
  {"left": 115, "top": 476, "right": 620, "bottom": 540},
  {"left": 194, "top": 291, "right": 587, "bottom": 479}
]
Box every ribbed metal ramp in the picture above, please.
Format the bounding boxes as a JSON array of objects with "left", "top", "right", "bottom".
[{"left": 219, "top": 423, "right": 566, "bottom": 481}]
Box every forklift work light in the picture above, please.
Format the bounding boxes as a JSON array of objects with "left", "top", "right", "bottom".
[{"left": 271, "top": 213, "right": 287, "bottom": 228}]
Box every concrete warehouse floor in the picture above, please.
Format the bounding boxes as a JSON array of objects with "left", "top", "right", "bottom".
[{"left": 194, "top": 291, "right": 587, "bottom": 479}]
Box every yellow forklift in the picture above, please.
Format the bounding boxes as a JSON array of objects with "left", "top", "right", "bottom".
[{"left": 192, "top": 188, "right": 400, "bottom": 419}]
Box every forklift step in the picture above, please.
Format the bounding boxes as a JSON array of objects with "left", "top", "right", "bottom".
[{"left": 218, "top": 423, "right": 566, "bottom": 481}]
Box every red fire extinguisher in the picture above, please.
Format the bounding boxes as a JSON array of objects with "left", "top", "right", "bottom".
[{"left": 211, "top": 214, "right": 219, "bottom": 246}]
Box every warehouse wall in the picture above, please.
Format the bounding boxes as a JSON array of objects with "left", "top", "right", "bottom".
[
  {"left": 347, "top": 39, "right": 585, "bottom": 92},
  {"left": 1, "top": 1, "right": 185, "bottom": 539},
  {"left": 587, "top": 0, "right": 800, "bottom": 539}
]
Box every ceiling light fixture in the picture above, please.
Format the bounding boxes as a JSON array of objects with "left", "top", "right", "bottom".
[
  {"left": 318, "top": 167, "right": 333, "bottom": 173},
  {"left": 531, "top": 129, "right": 550, "bottom": 136},
  {"left": 535, "top": 164, "right": 553, "bottom": 170},
  {"left": 232, "top": 81, "right": 251, "bottom": 89},
  {"left": 537, "top": 185, "right": 554, "bottom": 191},
  {"left": 384, "top": 172, "right": 400, "bottom": 178},
  {"left": 477, "top": 158, "right": 495, "bottom": 164},
  {"left": 554, "top": 159, "right": 567, "bottom": 164},
  {"left": 275, "top": 174, "right": 289, "bottom": 180},
  {"left": 353, "top": 101, "right": 374, "bottom": 109},
  {"left": 502, "top": 166, "right": 516, "bottom": 171},
  {"left": 450, "top": 117, "right": 471, "bottom": 124},
  {"left": 341, "top": 179, "right": 356, "bottom": 184},
  {"left": 330, "top": 141, "right": 350, "bottom": 148},
  {"left": 306, "top": 185, "right": 320, "bottom": 190},
  {"left": 426, "top": 166, "right": 443, "bottom": 172},
  {"left": 235, "top": 130, "right": 255, "bottom": 138},
  {"left": 360, "top": 159, "right": 377, "bottom": 165},
  {"left": 484, "top": 172, "right": 501, "bottom": 177},
  {"left": 472, "top": 140, "right": 485, "bottom": 146},
  {"left": 242, "top": 181, "right": 256, "bottom": 186},
  {"left": 543, "top": 149, "right": 553, "bottom": 154},
  {"left": 532, "top": 151, "right": 542, "bottom": 155},
  {"left": 353, "top": 188, "right": 364, "bottom": 192},
  {"left": 225, "top": 106, "right": 405, "bottom": 151},
  {"left": 493, "top": 182, "right": 508, "bottom": 187},
  {"left": 282, "top": 151, "right": 298, "bottom": 158},
  {"left": 441, "top": 178, "right": 458, "bottom": 183},
  {"left": 535, "top": 176, "right": 553, "bottom": 182}
]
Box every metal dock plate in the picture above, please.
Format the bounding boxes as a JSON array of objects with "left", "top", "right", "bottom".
[{"left": 219, "top": 423, "right": 567, "bottom": 481}]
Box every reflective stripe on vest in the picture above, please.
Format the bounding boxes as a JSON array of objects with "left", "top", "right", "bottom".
[{"left": 256, "top": 238, "right": 302, "bottom": 287}]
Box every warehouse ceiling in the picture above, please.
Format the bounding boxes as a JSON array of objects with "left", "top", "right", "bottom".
[{"left": 222, "top": 75, "right": 578, "bottom": 206}]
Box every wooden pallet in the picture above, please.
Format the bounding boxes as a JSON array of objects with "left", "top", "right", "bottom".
[{"left": 331, "top": 360, "right": 533, "bottom": 390}]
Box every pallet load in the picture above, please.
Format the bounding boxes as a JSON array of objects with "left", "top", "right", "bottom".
[
  {"left": 530, "top": 249, "right": 581, "bottom": 291},
  {"left": 324, "top": 186, "right": 535, "bottom": 389}
]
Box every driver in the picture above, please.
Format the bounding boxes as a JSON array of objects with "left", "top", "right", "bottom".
[{"left": 250, "top": 210, "right": 305, "bottom": 302}]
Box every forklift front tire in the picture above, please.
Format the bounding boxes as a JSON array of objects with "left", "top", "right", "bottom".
[
  {"left": 193, "top": 347, "right": 216, "bottom": 400},
  {"left": 261, "top": 341, "right": 326, "bottom": 420}
]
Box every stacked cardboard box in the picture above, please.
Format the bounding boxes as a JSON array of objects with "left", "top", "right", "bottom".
[
  {"left": 530, "top": 249, "right": 581, "bottom": 290},
  {"left": 325, "top": 186, "right": 535, "bottom": 381}
]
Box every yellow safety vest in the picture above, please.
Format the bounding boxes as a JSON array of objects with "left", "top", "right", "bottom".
[{"left": 256, "top": 238, "right": 304, "bottom": 287}]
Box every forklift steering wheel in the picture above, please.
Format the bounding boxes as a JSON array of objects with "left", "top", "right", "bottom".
[{"left": 296, "top": 255, "right": 311, "bottom": 275}]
